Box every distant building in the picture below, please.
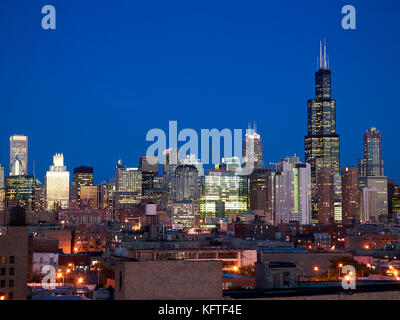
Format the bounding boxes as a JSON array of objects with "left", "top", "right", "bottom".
[
  {"left": 138, "top": 155, "right": 158, "bottom": 175},
  {"left": 317, "top": 168, "right": 335, "bottom": 224},
  {"left": 9, "top": 135, "right": 28, "bottom": 176},
  {"left": 273, "top": 155, "right": 311, "bottom": 225},
  {"left": 115, "top": 160, "right": 142, "bottom": 210},
  {"left": 305, "top": 41, "right": 340, "bottom": 221},
  {"left": 333, "top": 173, "right": 342, "bottom": 223},
  {"left": 359, "top": 176, "right": 388, "bottom": 221},
  {"left": 248, "top": 168, "right": 275, "bottom": 218},
  {"left": 5, "top": 175, "right": 35, "bottom": 213},
  {"left": 33, "top": 179, "right": 46, "bottom": 213},
  {"left": 45, "top": 153, "right": 69, "bottom": 211},
  {"left": 341, "top": 167, "right": 360, "bottom": 223},
  {"left": 80, "top": 185, "right": 99, "bottom": 209},
  {"left": 358, "top": 127, "right": 384, "bottom": 177},
  {"left": 0, "top": 165, "right": 4, "bottom": 189},
  {"left": 170, "top": 201, "right": 196, "bottom": 228},
  {"left": 163, "top": 148, "right": 179, "bottom": 177},
  {"left": 360, "top": 187, "right": 378, "bottom": 223},
  {"left": 243, "top": 124, "right": 264, "bottom": 168},
  {"left": 180, "top": 154, "right": 204, "bottom": 176},
  {"left": 200, "top": 170, "right": 248, "bottom": 227},
  {"left": 73, "top": 166, "right": 94, "bottom": 205}
]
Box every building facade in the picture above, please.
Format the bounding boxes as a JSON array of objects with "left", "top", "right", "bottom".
[
  {"left": 9, "top": 135, "right": 28, "bottom": 176},
  {"left": 45, "top": 153, "right": 70, "bottom": 211}
]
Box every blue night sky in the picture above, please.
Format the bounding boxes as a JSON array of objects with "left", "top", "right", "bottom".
[{"left": 0, "top": 0, "right": 398, "bottom": 184}]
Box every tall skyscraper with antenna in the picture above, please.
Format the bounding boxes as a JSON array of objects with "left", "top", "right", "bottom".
[{"left": 305, "top": 40, "right": 340, "bottom": 221}]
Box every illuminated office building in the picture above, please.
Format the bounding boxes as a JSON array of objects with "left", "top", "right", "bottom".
[
  {"left": 272, "top": 155, "right": 311, "bottom": 225},
  {"left": 5, "top": 175, "right": 35, "bottom": 213},
  {"left": 341, "top": 167, "right": 360, "bottom": 223},
  {"left": 305, "top": 41, "right": 340, "bottom": 220},
  {"left": 80, "top": 185, "right": 99, "bottom": 209},
  {"left": 171, "top": 201, "right": 196, "bottom": 228},
  {"left": 0, "top": 164, "right": 4, "bottom": 189},
  {"left": 333, "top": 173, "right": 342, "bottom": 223},
  {"left": 45, "top": 153, "right": 70, "bottom": 211},
  {"left": 358, "top": 127, "right": 384, "bottom": 177},
  {"left": 243, "top": 124, "right": 264, "bottom": 168},
  {"left": 200, "top": 170, "right": 248, "bottom": 227},
  {"left": 10, "top": 135, "right": 28, "bottom": 176},
  {"left": 359, "top": 176, "right": 388, "bottom": 221},
  {"left": 33, "top": 179, "right": 46, "bottom": 212},
  {"left": 73, "top": 166, "right": 94, "bottom": 204},
  {"left": 317, "top": 168, "right": 335, "bottom": 224},
  {"left": 115, "top": 160, "right": 142, "bottom": 209}
]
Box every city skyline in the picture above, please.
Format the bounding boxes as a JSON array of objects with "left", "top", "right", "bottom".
[{"left": 0, "top": 0, "right": 398, "bottom": 184}]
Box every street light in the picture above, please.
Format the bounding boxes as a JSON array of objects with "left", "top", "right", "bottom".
[
  {"left": 57, "top": 272, "right": 64, "bottom": 286},
  {"left": 0, "top": 296, "right": 5, "bottom": 300},
  {"left": 313, "top": 266, "right": 319, "bottom": 272},
  {"left": 77, "top": 277, "right": 84, "bottom": 285}
]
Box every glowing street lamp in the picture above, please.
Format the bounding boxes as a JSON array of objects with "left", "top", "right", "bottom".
[
  {"left": 232, "top": 266, "right": 239, "bottom": 272},
  {"left": 77, "top": 277, "right": 84, "bottom": 285},
  {"left": 0, "top": 296, "right": 5, "bottom": 300},
  {"left": 313, "top": 266, "right": 319, "bottom": 272}
]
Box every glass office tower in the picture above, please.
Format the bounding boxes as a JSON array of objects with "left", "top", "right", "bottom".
[
  {"left": 200, "top": 170, "right": 248, "bottom": 227},
  {"left": 5, "top": 174, "right": 35, "bottom": 212}
]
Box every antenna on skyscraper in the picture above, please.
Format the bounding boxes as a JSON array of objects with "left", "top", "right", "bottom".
[
  {"left": 33, "top": 160, "right": 35, "bottom": 177},
  {"left": 253, "top": 121, "right": 257, "bottom": 133},
  {"left": 323, "top": 38, "right": 327, "bottom": 69},
  {"left": 319, "top": 41, "right": 323, "bottom": 69}
]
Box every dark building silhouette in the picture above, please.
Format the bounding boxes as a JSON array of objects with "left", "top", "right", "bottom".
[{"left": 73, "top": 166, "right": 94, "bottom": 204}]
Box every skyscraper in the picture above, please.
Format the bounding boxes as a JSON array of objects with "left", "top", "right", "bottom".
[
  {"left": 200, "top": 170, "right": 248, "bottom": 227},
  {"left": 360, "top": 187, "right": 378, "bottom": 223},
  {"left": 248, "top": 168, "right": 275, "bottom": 218},
  {"left": 0, "top": 164, "right": 4, "bottom": 189},
  {"left": 5, "top": 175, "right": 35, "bottom": 213},
  {"left": 243, "top": 124, "right": 264, "bottom": 169},
  {"left": 358, "top": 127, "right": 388, "bottom": 221},
  {"left": 115, "top": 160, "right": 142, "bottom": 210},
  {"left": 341, "top": 167, "right": 360, "bottom": 224},
  {"left": 272, "top": 155, "right": 311, "bottom": 225},
  {"left": 73, "top": 166, "right": 94, "bottom": 204},
  {"left": 317, "top": 168, "right": 335, "bottom": 224},
  {"left": 358, "top": 127, "right": 384, "bottom": 177},
  {"left": 9, "top": 135, "right": 28, "bottom": 176},
  {"left": 305, "top": 40, "right": 340, "bottom": 220},
  {"left": 33, "top": 179, "right": 46, "bottom": 212},
  {"left": 138, "top": 155, "right": 158, "bottom": 175},
  {"left": 45, "top": 153, "right": 70, "bottom": 211}
]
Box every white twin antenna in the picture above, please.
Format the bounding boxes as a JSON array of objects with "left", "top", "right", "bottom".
[{"left": 319, "top": 38, "right": 328, "bottom": 70}]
